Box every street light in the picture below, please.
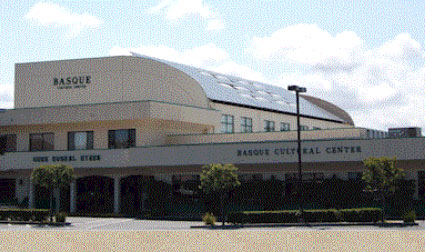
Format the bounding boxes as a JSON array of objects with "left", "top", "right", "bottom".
[{"left": 288, "top": 85, "right": 307, "bottom": 215}]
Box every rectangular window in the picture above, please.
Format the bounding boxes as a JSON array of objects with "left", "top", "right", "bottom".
[
  {"left": 0, "top": 134, "right": 17, "bottom": 154},
  {"left": 280, "top": 122, "right": 290, "bottom": 131},
  {"left": 313, "top": 127, "right": 321, "bottom": 130},
  {"left": 221, "top": 114, "right": 234, "bottom": 133},
  {"left": 108, "top": 129, "right": 135, "bottom": 149},
  {"left": 30, "top": 133, "right": 54, "bottom": 151},
  {"left": 68, "top": 131, "right": 94, "bottom": 150},
  {"left": 263, "top": 120, "right": 275, "bottom": 132},
  {"left": 240, "top": 117, "right": 253, "bottom": 133},
  {"left": 300, "top": 125, "right": 309, "bottom": 131}
]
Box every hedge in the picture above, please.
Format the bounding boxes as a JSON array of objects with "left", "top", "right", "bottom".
[
  {"left": 227, "top": 208, "right": 382, "bottom": 224},
  {"left": 0, "top": 209, "right": 49, "bottom": 222}
]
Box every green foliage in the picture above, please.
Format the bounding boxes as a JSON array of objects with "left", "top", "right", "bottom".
[
  {"left": 31, "top": 164, "right": 75, "bottom": 190},
  {"left": 362, "top": 157, "right": 405, "bottom": 193},
  {"left": 55, "top": 212, "right": 67, "bottom": 223},
  {"left": 0, "top": 209, "right": 49, "bottom": 222},
  {"left": 199, "top": 163, "right": 241, "bottom": 194},
  {"left": 403, "top": 210, "right": 416, "bottom": 223},
  {"left": 199, "top": 163, "right": 240, "bottom": 226},
  {"left": 202, "top": 212, "right": 217, "bottom": 226},
  {"left": 227, "top": 208, "right": 382, "bottom": 224}
]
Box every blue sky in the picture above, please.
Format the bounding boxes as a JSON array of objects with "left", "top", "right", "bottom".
[{"left": 1, "top": 0, "right": 424, "bottom": 131}]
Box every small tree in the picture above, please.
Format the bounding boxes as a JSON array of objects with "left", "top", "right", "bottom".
[
  {"left": 362, "top": 157, "right": 405, "bottom": 223},
  {"left": 199, "top": 163, "right": 240, "bottom": 226},
  {"left": 31, "top": 164, "right": 74, "bottom": 221}
]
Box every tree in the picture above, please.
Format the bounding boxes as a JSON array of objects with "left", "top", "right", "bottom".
[
  {"left": 362, "top": 157, "right": 405, "bottom": 223},
  {"left": 199, "top": 163, "right": 240, "bottom": 226},
  {"left": 31, "top": 164, "right": 74, "bottom": 221}
]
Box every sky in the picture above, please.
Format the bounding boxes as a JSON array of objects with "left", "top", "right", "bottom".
[{"left": 0, "top": 0, "right": 424, "bottom": 131}]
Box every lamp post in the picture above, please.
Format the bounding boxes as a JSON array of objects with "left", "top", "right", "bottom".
[{"left": 287, "top": 85, "right": 306, "bottom": 215}]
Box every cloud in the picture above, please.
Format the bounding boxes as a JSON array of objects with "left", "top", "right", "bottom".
[
  {"left": 251, "top": 24, "right": 425, "bottom": 130},
  {"left": 149, "top": 0, "right": 224, "bottom": 30},
  {"left": 0, "top": 84, "right": 14, "bottom": 109},
  {"left": 25, "top": 2, "right": 102, "bottom": 38},
  {"left": 109, "top": 43, "right": 266, "bottom": 82}
]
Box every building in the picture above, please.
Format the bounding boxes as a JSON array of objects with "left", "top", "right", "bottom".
[{"left": 0, "top": 54, "right": 424, "bottom": 214}]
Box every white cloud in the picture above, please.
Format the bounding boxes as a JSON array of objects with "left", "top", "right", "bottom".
[
  {"left": 149, "top": 0, "right": 224, "bottom": 31},
  {"left": 109, "top": 44, "right": 266, "bottom": 82},
  {"left": 25, "top": 2, "right": 102, "bottom": 38},
  {"left": 253, "top": 25, "right": 425, "bottom": 130},
  {"left": 0, "top": 84, "right": 14, "bottom": 109}
]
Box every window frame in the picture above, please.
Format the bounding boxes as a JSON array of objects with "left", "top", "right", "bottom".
[
  {"left": 240, "top": 117, "right": 253, "bottom": 133},
  {"left": 0, "top": 134, "right": 17, "bottom": 153},
  {"left": 221, "top": 114, "right": 234, "bottom": 133},
  {"left": 108, "top": 129, "right": 136, "bottom": 149},
  {"left": 29, "top": 132, "right": 54, "bottom": 151},
  {"left": 68, "top": 131, "right": 94, "bottom": 150},
  {"left": 263, "top": 120, "right": 275, "bottom": 132},
  {"left": 280, "top": 122, "right": 290, "bottom": 132}
]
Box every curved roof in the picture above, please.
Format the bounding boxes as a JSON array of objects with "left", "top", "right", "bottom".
[{"left": 130, "top": 53, "right": 349, "bottom": 123}]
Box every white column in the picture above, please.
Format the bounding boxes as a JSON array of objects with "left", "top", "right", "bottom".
[
  {"left": 113, "top": 176, "right": 121, "bottom": 214},
  {"left": 54, "top": 188, "right": 60, "bottom": 213},
  {"left": 70, "top": 180, "right": 76, "bottom": 213},
  {"left": 28, "top": 179, "right": 34, "bottom": 209}
]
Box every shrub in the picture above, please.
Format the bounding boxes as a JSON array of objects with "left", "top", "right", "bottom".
[
  {"left": 55, "top": 212, "right": 67, "bottom": 223},
  {"left": 403, "top": 210, "right": 416, "bottom": 223},
  {"left": 227, "top": 208, "right": 382, "bottom": 224},
  {"left": 0, "top": 209, "right": 49, "bottom": 222},
  {"left": 202, "top": 212, "right": 216, "bottom": 226}
]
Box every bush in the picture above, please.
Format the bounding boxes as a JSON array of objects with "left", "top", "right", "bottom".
[
  {"left": 55, "top": 212, "right": 67, "bottom": 223},
  {"left": 403, "top": 210, "right": 416, "bottom": 223},
  {"left": 0, "top": 209, "right": 49, "bottom": 222},
  {"left": 202, "top": 212, "right": 216, "bottom": 226},
  {"left": 227, "top": 208, "right": 382, "bottom": 224}
]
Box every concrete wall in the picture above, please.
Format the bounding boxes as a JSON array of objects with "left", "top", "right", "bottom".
[{"left": 211, "top": 102, "right": 351, "bottom": 134}]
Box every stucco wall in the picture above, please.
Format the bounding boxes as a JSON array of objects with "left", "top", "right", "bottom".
[{"left": 14, "top": 56, "right": 209, "bottom": 109}]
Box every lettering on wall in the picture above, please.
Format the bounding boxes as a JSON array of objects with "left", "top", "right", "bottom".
[
  {"left": 53, "top": 76, "right": 91, "bottom": 89},
  {"left": 237, "top": 146, "right": 362, "bottom": 157},
  {"left": 32, "top": 155, "right": 101, "bottom": 163}
]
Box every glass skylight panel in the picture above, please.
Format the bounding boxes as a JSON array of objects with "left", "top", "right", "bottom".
[
  {"left": 234, "top": 86, "right": 249, "bottom": 91},
  {"left": 256, "top": 90, "right": 269, "bottom": 97},
  {"left": 216, "top": 75, "right": 231, "bottom": 82},
  {"left": 199, "top": 71, "right": 214, "bottom": 77},
  {"left": 236, "top": 80, "right": 250, "bottom": 86},
  {"left": 219, "top": 82, "right": 234, "bottom": 89},
  {"left": 240, "top": 93, "right": 254, "bottom": 99}
]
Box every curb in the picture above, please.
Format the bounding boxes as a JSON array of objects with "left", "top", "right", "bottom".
[
  {"left": 191, "top": 222, "right": 419, "bottom": 229},
  {"left": 0, "top": 221, "right": 71, "bottom": 226}
]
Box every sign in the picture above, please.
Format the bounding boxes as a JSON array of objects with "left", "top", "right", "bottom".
[
  {"left": 53, "top": 76, "right": 91, "bottom": 89},
  {"left": 33, "top": 154, "right": 100, "bottom": 163},
  {"left": 237, "top": 145, "right": 362, "bottom": 157}
]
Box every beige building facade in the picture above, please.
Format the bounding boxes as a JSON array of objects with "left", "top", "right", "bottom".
[{"left": 0, "top": 55, "right": 423, "bottom": 214}]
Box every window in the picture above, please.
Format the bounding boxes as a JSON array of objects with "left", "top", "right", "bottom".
[
  {"left": 221, "top": 114, "right": 234, "bottom": 133},
  {"left": 313, "top": 127, "right": 321, "bottom": 130},
  {"left": 30, "top": 133, "right": 54, "bottom": 151},
  {"left": 0, "top": 134, "right": 16, "bottom": 154},
  {"left": 68, "top": 131, "right": 94, "bottom": 150},
  {"left": 263, "top": 120, "right": 275, "bottom": 132},
  {"left": 240, "top": 117, "right": 252, "bottom": 133},
  {"left": 419, "top": 171, "right": 425, "bottom": 200},
  {"left": 300, "top": 125, "right": 309, "bottom": 131},
  {"left": 108, "top": 129, "right": 135, "bottom": 149},
  {"left": 348, "top": 172, "right": 362, "bottom": 180},
  {"left": 280, "top": 122, "right": 290, "bottom": 131}
]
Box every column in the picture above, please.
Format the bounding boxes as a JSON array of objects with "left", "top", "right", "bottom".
[
  {"left": 70, "top": 180, "right": 76, "bottom": 213},
  {"left": 113, "top": 176, "right": 121, "bottom": 214},
  {"left": 28, "top": 179, "right": 35, "bottom": 209},
  {"left": 54, "top": 188, "right": 60, "bottom": 213}
]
